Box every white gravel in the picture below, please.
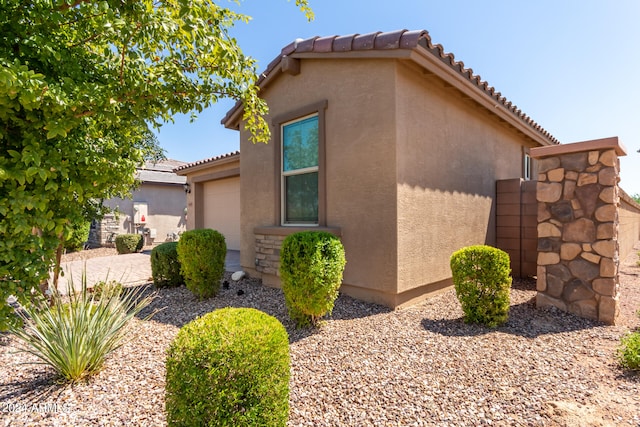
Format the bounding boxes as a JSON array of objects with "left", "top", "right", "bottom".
[{"left": 1, "top": 257, "right": 640, "bottom": 426}]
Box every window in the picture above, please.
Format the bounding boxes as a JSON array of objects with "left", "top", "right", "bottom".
[
  {"left": 281, "top": 115, "right": 319, "bottom": 224},
  {"left": 523, "top": 153, "right": 532, "bottom": 181}
]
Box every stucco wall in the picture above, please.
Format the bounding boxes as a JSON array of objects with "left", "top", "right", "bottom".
[
  {"left": 179, "top": 157, "right": 240, "bottom": 234},
  {"left": 393, "top": 62, "right": 539, "bottom": 303},
  {"left": 104, "top": 183, "right": 186, "bottom": 245},
  {"left": 619, "top": 189, "right": 640, "bottom": 261},
  {"left": 240, "top": 59, "right": 400, "bottom": 303},
  {"left": 238, "top": 56, "right": 548, "bottom": 308}
]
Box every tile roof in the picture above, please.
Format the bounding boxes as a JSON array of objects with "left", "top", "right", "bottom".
[
  {"left": 137, "top": 159, "right": 187, "bottom": 184},
  {"left": 173, "top": 150, "right": 240, "bottom": 174},
  {"left": 222, "top": 29, "right": 559, "bottom": 145}
]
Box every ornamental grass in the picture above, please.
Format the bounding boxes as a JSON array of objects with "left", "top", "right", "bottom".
[{"left": 9, "top": 273, "right": 154, "bottom": 382}]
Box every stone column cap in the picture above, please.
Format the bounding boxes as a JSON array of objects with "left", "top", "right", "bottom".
[{"left": 530, "top": 136, "right": 627, "bottom": 159}]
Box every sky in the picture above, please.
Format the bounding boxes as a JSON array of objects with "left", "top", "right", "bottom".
[{"left": 154, "top": 0, "right": 640, "bottom": 195}]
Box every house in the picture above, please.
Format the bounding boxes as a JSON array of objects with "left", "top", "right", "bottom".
[
  {"left": 90, "top": 159, "right": 188, "bottom": 247},
  {"left": 174, "top": 152, "right": 241, "bottom": 250},
  {"left": 221, "top": 29, "right": 562, "bottom": 308},
  {"left": 219, "top": 29, "right": 566, "bottom": 309}
]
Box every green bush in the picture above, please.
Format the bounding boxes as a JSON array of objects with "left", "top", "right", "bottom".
[
  {"left": 91, "top": 280, "right": 124, "bottom": 300},
  {"left": 618, "top": 331, "right": 640, "bottom": 371},
  {"left": 9, "top": 275, "right": 154, "bottom": 382},
  {"left": 450, "top": 245, "right": 512, "bottom": 327},
  {"left": 165, "top": 307, "right": 290, "bottom": 426},
  {"left": 279, "top": 231, "right": 346, "bottom": 328},
  {"left": 63, "top": 220, "right": 91, "bottom": 252},
  {"left": 115, "top": 233, "right": 144, "bottom": 254},
  {"left": 151, "top": 242, "right": 183, "bottom": 288},
  {"left": 176, "top": 229, "right": 226, "bottom": 299}
]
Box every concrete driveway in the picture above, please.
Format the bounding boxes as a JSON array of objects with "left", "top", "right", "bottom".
[{"left": 54, "top": 250, "right": 241, "bottom": 293}]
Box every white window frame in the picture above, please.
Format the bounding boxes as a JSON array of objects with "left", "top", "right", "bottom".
[
  {"left": 523, "top": 153, "right": 532, "bottom": 181},
  {"left": 280, "top": 113, "right": 319, "bottom": 226}
]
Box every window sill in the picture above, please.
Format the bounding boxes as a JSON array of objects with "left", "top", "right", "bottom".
[{"left": 254, "top": 225, "right": 342, "bottom": 237}]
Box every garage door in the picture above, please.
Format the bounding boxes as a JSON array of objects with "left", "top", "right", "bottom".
[{"left": 202, "top": 176, "right": 241, "bottom": 250}]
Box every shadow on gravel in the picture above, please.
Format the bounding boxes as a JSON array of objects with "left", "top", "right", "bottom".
[
  {"left": 135, "top": 275, "right": 391, "bottom": 344},
  {"left": 421, "top": 299, "right": 605, "bottom": 339},
  {"left": 0, "top": 369, "right": 64, "bottom": 405}
]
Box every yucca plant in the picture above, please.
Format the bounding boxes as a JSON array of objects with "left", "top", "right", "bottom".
[{"left": 9, "top": 273, "right": 155, "bottom": 382}]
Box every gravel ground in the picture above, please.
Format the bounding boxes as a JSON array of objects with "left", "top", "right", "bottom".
[{"left": 1, "top": 249, "right": 639, "bottom": 426}]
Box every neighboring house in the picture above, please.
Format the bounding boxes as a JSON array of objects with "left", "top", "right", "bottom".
[
  {"left": 90, "top": 159, "right": 188, "bottom": 247},
  {"left": 219, "top": 29, "right": 562, "bottom": 309},
  {"left": 174, "top": 152, "right": 241, "bottom": 251}
]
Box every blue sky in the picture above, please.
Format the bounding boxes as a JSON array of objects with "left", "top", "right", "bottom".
[{"left": 154, "top": 0, "right": 640, "bottom": 195}]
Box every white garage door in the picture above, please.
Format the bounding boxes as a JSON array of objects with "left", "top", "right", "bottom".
[{"left": 202, "top": 176, "right": 241, "bottom": 250}]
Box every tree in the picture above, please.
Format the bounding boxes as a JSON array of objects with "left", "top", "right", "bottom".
[
  {"left": 632, "top": 194, "right": 640, "bottom": 205},
  {"left": 0, "top": 0, "right": 312, "bottom": 330}
]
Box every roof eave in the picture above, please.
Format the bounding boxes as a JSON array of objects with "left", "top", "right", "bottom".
[{"left": 174, "top": 152, "right": 240, "bottom": 175}]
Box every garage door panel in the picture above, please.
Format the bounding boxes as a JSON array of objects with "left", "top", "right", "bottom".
[{"left": 203, "top": 177, "right": 240, "bottom": 250}]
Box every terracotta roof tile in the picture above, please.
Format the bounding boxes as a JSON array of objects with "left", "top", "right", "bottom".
[
  {"left": 352, "top": 32, "right": 380, "bottom": 50},
  {"left": 280, "top": 41, "right": 297, "bottom": 56},
  {"left": 333, "top": 34, "right": 356, "bottom": 51},
  {"left": 399, "top": 30, "right": 427, "bottom": 48},
  {"left": 313, "top": 36, "right": 337, "bottom": 53},
  {"left": 295, "top": 36, "right": 318, "bottom": 53},
  {"left": 222, "top": 29, "right": 559, "bottom": 145},
  {"left": 173, "top": 151, "right": 240, "bottom": 173},
  {"left": 374, "top": 29, "right": 406, "bottom": 49}
]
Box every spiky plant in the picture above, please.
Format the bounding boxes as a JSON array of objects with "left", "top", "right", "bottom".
[{"left": 10, "top": 273, "right": 154, "bottom": 382}]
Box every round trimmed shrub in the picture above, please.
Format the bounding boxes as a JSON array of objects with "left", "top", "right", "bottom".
[
  {"left": 176, "top": 229, "right": 226, "bottom": 298},
  {"left": 64, "top": 220, "right": 91, "bottom": 252},
  {"left": 150, "top": 242, "right": 183, "bottom": 288},
  {"left": 165, "top": 308, "right": 290, "bottom": 426},
  {"left": 450, "top": 245, "right": 512, "bottom": 327},
  {"left": 279, "top": 231, "right": 346, "bottom": 328},
  {"left": 115, "top": 233, "right": 144, "bottom": 254}
]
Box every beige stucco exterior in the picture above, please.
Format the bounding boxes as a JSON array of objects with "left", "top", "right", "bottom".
[
  {"left": 175, "top": 153, "right": 241, "bottom": 250},
  {"left": 233, "top": 52, "right": 549, "bottom": 308},
  {"left": 217, "top": 30, "right": 568, "bottom": 308},
  {"left": 103, "top": 183, "right": 187, "bottom": 245},
  {"left": 393, "top": 61, "right": 540, "bottom": 305}
]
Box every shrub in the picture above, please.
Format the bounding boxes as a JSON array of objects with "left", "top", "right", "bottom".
[
  {"left": 280, "top": 231, "right": 346, "bottom": 328},
  {"left": 165, "top": 307, "right": 290, "bottom": 426},
  {"left": 151, "top": 242, "right": 183, "bottom": 288},
  {"left": 9, "top": 275, "right": 154, "bottom": 382},
  {"left": 115, "top": 233, "right": 144, "bottom": 254},
  {"left": 618, "top": 331, "right": 640, "bottom": 371},
  {"left": 63, "top": 220, "right": 91, "bottom": 252},
  {"left": 450, "top": 245, "right": 512, "bottom": 327},
  {"left": 91, "top": 280, "right": 124, "bottom": 300},
  {"left": 176, "top": 229, "right": 226, "bottom": 299}
]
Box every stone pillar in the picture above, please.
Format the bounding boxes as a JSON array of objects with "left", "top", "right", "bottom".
[{"left": 530, "top": 137, "right": 627, "bottom": 325}]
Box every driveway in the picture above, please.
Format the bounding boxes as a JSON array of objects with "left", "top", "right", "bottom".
[{"left": 54, "top": 250, "right": 241, "bottom": 293}]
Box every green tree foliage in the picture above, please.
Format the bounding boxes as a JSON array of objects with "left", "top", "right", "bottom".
[
  {"left": 632, "top": 194, "right": 640, "bottom": 205},
  {"left": 0, "top": 0, "right": 312, "bottom": 330},
  {"left": 63, "top": 219, "right": 90, "bottom": 252}
]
